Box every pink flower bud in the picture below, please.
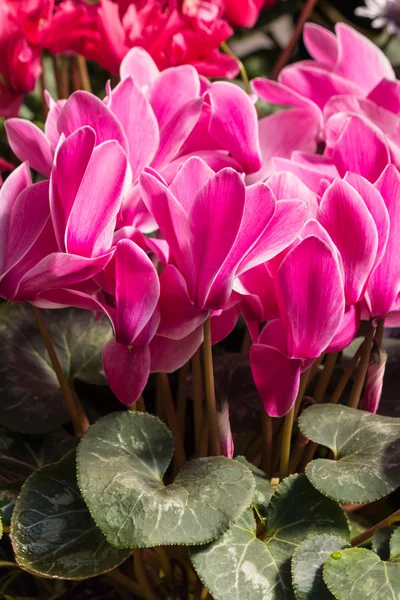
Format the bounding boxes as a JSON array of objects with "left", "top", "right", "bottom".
[
  {"left": 217, "top": 399, "right": 234, "bottom": 458},
  {"left": 364, "top": 348, "right": 387, "bottom": 414}
]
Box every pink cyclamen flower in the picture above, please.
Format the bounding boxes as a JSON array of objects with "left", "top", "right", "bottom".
[
  {"left": 80, "top": 0, "right": 239, "bottom": 78},
  {"left": 0, "top": 129, "right": 128, "bottom": 303},
  {"left": 250, "top": 235, "right": 346, "bottom": 416},
  {"left": 140, "top": 156, "right": 308, "bottom": 341},
  {"left": 364, "top": 346, "right": 387, "bottom": 413},
  {"left": 5, "top": 47, "right": 261, "bottom": 231}
]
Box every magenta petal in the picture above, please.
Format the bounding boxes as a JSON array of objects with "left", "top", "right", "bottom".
[
  {"left": 333, "top": 116, "right": 390, "bottom": 182},
  {"left": 318, "top": 179, "right": 378, "bottom": 304},
  {"left": 251, "top": 78, "right": 318, "bottom": 110},
  {"left": 367, "top": 78, "right": 400, "bottom": 114},
  {"left": 115, "top": 239, "right": 159, "bottom": 345},
  {"left": 334, "top": 23, "right": 395, "bottom": 94},
  {"left": 190, "top": 168, "right": 246, "bottom": 309},
  {"left": 278, "top": 235, "right": 345, "bottom": 358},
  {"left": 206, "top": 183, "right": 276, "bottom": 307},
  {"left": 110, "top": 77, "right": 159, "bottom": 180},
  {"left": 17, "top": 251, "right": 112, "bottom": 300},
  {"left": 247, "top": 107, "right": 319, "bottom": 184},
  {"left": 237, "top": 199, "right": 308, "bottom": 274},
  {"left": 51, "top": 126, "right": 97, "bottom": 251},
  {"left": 303, "top": 23, "right": 338, "bottom": 67},
  {"left": 206, "top": 81, "right": 261, "bottom": 174},
  {"left": 140, "top": 170, "right": 194, "bottom": 289},
  {"left": 271, "top": 156, "right": 338, "bottom": 193},
  {"left": 0, "top": 163, "right": 31, "bottom": 272},
  {"left": 120, "top": 47, "right": 160, "bottom": 87},
  {"left": 327, "top": 305, "right": 360, "bottom": 353},
  {"left": 3, "top": 181, "right": 50, "bottom": 275},
  {"left": 169, "top": 157, "right": 215, "bottom": 212},
  {"left": 217, "top": 399, "right": 234, "bottom": 459},
  {"left": 158, "top": 265, "right": 207, "bottom": 340},
  {"left": 103, "top": 339, "right": 150, "bottom": 406},
  {"left": 65, "top": 140, "right": 128, "bottom": 257},
  {"left": 150, "top": 327, "right": 203, "bottom": 374},
  {"left": 5, "top": 119, "right": 54, "bottom": 177},
  {"left": 267, "top": 171, "right": 318, "bottom": 217},
  {"left": 344, "top": 172, "right": 390, "bottom": 271},
  {"left": 151, "top": 97, "right": 204, "bottom": 169},
  {"left": 211, "top": 303, "right": 241, "bottom": 345},
  {"left": 368, "top": 165, "right": 400, "bottom": 317},
  {"left": 250, "top": 343, "right": 301, "bottom": 417},
  {"left": 58, "top": 90, "right": 128, "bottom": 153},
  {"left": 150, "top": 65, "right": 200, "bottom": 129}
]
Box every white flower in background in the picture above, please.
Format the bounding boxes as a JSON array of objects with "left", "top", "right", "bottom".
[{"left": 355, "top": 0, "right": 400, "bottom": 34}]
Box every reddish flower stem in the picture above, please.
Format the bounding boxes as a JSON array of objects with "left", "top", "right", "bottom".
[{"left": 270, "top": 0, "right": 319, "bottom": 80}]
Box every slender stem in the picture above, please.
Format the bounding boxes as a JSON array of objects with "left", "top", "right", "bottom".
[
  {"left": 279, "top": 405, "right": 295, "bottom": 481},
  {"left": 76, "top": 55, "right": 92, "bottom": 92},
  {"left": 288, "top": 438, "right": 309, "bottom": 474},
  {"left": 129, "top": 395, "right": 146, "bottom": 412},
  {"left": 375, "top": 318, "right": 385, "bottom": 347},
  {"left": 40, "top": 61, "right": 48, "bottom": 120},
  {"left": 270, "top": 0, "right": 319, "bottom": 80},
  {"left": 348, "top": 321, "right": 375, "bottom": 409},
  {"left": 199, "top": 419, "right": 210, "bottom": 457},
  {"left": 157, "top": 373, "right": 186, "bottom": 473},
  {"left": 177, "top": 361, "right": 189, "bottom": 441},
  {"left": 351, "top": 508, "right": 400, "bottom": 547},
  {"left": 241, "top": 328, "right": 252, "bottom": 354},
  {"left": 220, "top": 41, "right": 252, "bottom": 94},
  {"left": 308, "top": 354, "right": 323, "bottom": 384},
  {"left": 261, "top": 412, "right": 273, "bottom": 476},
  {"left": 32, "top": 306, "right": 89, "bottom": 436},
  {"left": 133, "top": 550, "right": 156, "bottom": 600},
  {"left": 51, "top": 55, "right": 62, "bottom": 99},
  {"left": 59, "top": 55, "right": 70, "bottom": 98},
  {"left": 71, "top": 56, "right": 81, "bottom": 92},
  {"left": 106, "top": 569, "right": 146, "bottom": 599},
  {"left": 154, "top": 546, "right": 172, "bottom": 580},
  {"left": 293, "top": 365, "right": 312, "bottom": 420},
  {"left": 192, "top": 352, "right": 204, "bottom": 457},
  {"left": 155, "top": 374, "right": 166, "bottom": 423},
  {"left": 202, "top": 317, "right": 221, "bottom": 456},
  {"left": 330, "top": 344, "right": 363, "bottom": 405},
  {"left": 313, "top": 352, "right": 338, "bottom": 404}
]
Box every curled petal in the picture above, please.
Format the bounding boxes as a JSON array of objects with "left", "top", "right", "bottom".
[
  {"left": 103, "top": 340, "right": 150, "bottom": 406},
  {"left": 150, "top": 326, "right": 203, "bottom": 374}
]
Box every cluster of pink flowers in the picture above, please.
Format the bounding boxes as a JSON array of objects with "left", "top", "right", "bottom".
[
  {"left": 1, "top": 22, "right": 399, "bottom": 431},
  {"left": 0, "top": 0, "right": 275, "bottom": 117}
]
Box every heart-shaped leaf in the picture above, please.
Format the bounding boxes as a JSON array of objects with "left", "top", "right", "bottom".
[
  {"left": 299, "top": 404, "right": 400, "bottom": 503},
  {"left": 390, "top": 528, "right": 400, "bottom": 561},
  {"left": 235, "top": 457, "right": 274, "bottom": 521},
  {"left": 0, "top": 304, "right": 112, "bottom": 434},
  {"left": 292, "top": 535, "right": 350, "bottom": 600},
  {"left": 0, "top": 426, "right": 77, "bottom": 490},
  {"left": 11, "top": 451, "right": 130, "bottom": 579},
  {"left": 77, "top": 411, "right": 255, "bottom": 548},
  {"left": 323, "top": 548, "right": 400, "bottom": 599},
  {"left": 190, "top": 474, "right": 349, "bottom": 600}
]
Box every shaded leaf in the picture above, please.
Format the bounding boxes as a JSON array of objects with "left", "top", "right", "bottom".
[
  {"left": 77, "top": 411, "right": 255, "bottom": 548},
  {"left": 291, "top": 535, "right": 350, "bottom": 600},
  {"left": 391, "top": 528, "right": 400, "bottom": 561},
  {"left": 0, "top": 304, "right": 112, "bottom": 433},
  {"left": 0, "top": 489, "right": 18, "bottom": 526},
  {"left": 190, "top": 474, "right": 349, "bottom": 600},
  {"left": 0, "top": 426, "right": 77, "bottom": 489},
  {"left": 235, "top": 457, "right": 274, "bottom": 521},
  {"left": 372, "top": 526, "right": 396, "bottom": 560},
  {"left": 299, "top": 404, "right": 400, "bottom": 503},
  {"left": 323, "top": 547, "right": 400, "bottom": 599},
  {"left": 11, "top": 451, "right": 130, "bottom": 579}
]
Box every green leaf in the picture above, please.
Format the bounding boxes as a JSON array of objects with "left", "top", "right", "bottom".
[
  {"left": 291, "top": 535, "right": 350, "bottom": 600},
  {"left": 0, "top": 489, "right": 18, "bottom": 526},
  {"left": 11, "top": 451, "right": 130, "bottom": 579},
  {"left": 77, "top": 411, "right": 255, "bottom": 548},
  {"left": 0, "top": 304, "right": 112, "bottom": 433},
  {"left": 299, "top": 404, "right": 400, "bottom": 503},
  {"left": 390, "top": 528, "right": 400, "bottom": 562},
  {"left": 0, "top": 514, "right": 2, "bottom": 540},
  {"left": 0, "top": 426, "right": 77, "bottom": 490},
  {"left": 235, "top": 457, "right": 274, "bottom": 521},
  {"left": 323, "top": 548, "right": 400, "bottom": 599},
  {"left": 190, "top": 474, "right": 349, "bottom": 600}
]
